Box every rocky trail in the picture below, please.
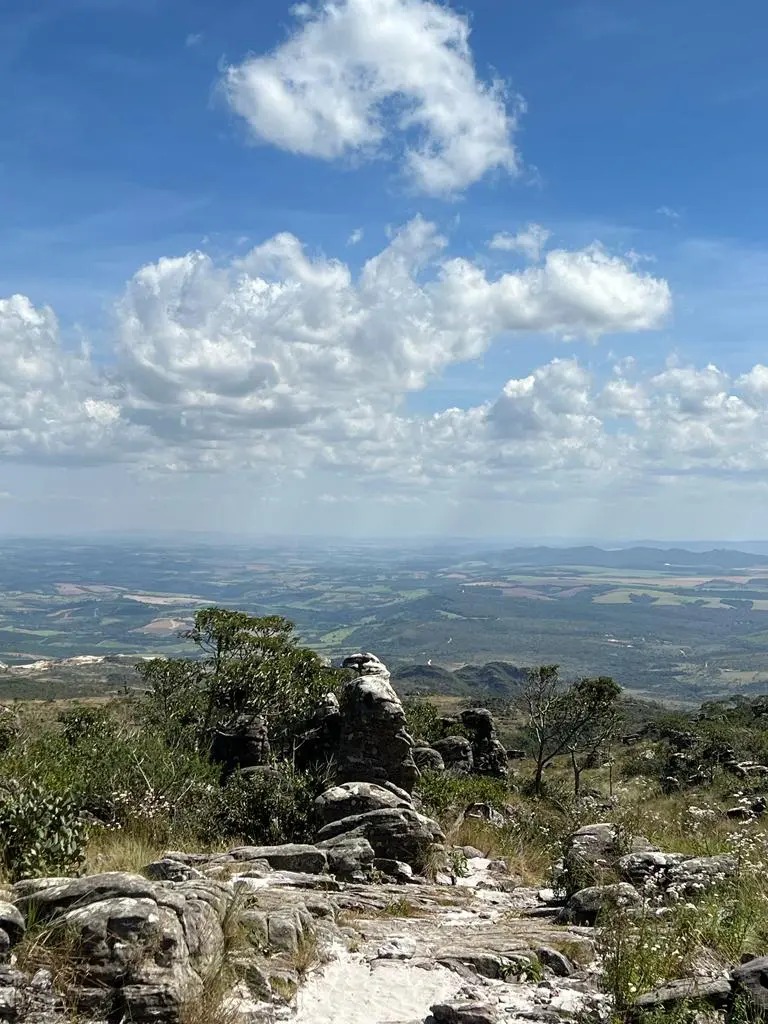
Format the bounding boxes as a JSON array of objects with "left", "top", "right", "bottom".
[{"left": 1, "top": 651, "right": 766, "bottom": 1023}]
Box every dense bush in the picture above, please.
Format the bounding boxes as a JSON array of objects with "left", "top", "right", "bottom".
[
  {"left": 416, "top": 768, "right": 511, "bottom": 824},
  {"left": 138, "top": 608, "right": 344, "bottom": 758},
  {"left": 0, "top": 779, "right": 87, "bottom": 881},
  {"left": 210, "top": 762, "right": 322, "bottom": 847},
  {"left": 0, "top": 704, "right": 222, "bottom": 848}
]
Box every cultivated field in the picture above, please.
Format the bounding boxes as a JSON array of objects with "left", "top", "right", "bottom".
[{"left": 2, "top": 538, "right": 768, "bottom": 702}]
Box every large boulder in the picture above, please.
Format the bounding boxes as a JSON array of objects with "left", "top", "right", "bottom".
[
  {"left": 618, "top": 851, "right": 737, "bottom": 901},
  {"left": 732, "top": 956, "right": 768, "bottom": 1018},
  {"left": 413, "top": 746, "right": 446, "bottom": 772},
  {"left": 433, "top": 736, "right": 474, "bottom": 774},
  {"left": 336, "top": 653, "right": 419, "bottom": 794},
  {"left": 315, "top": 835, "right": 376, "bottom": 879},
  {"left": 460, "top": 709, "right": 508, "bottom": 778},
  {"left": 12, "top": 872, "right": 232, "bottom": 1023},
  {"left": 634, "top": 977, "right": 732, "bottom": 1013},
  {"left": 562, "top": 823, "right": 657, "bottom": 895},
  {"left": 210, "top": 714, "right": 270, "bottom": 776},
  {"left": 316, "top": 807, "right": 444, "bottom": 868},
  {"left": 228, "top": 844, "right": 328, "bottom": 874},
  {"left": 315, "top": 781, "right": 412, "bottom": 825},
  {"left": 556, "top": 883, "right": 642, "bottom": 925},
  {"left": 666, "top": 854, "right": 738, "bottom": 900}
]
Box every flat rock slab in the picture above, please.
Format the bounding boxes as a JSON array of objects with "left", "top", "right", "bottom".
[{"left": 634, "top": 976, "right": 732, "bottom": 1010}]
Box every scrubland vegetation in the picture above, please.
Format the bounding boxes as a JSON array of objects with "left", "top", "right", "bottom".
[{"left": 3, "top": 607, "right": 768, "bottom": 1021}]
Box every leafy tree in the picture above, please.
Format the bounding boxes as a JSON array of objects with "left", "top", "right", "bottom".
[
  {"left": 567, "top": 676, "right": 622, "bottom": 795},
  {"left": 138, "top": 607, "right": 341, "bottom": 759},
  {"left": 516, "top": 666, "right": 621, "bottom": 795}
]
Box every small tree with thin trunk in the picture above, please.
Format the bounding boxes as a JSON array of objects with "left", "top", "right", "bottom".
[
  {"left": 567, "top": 676, "right": 622, "bottom": 796},
  {"left": 517, "top": 666, "right": 621, "bottom": 796}
]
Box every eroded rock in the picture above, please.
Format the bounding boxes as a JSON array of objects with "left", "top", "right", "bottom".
[{"left": 336, "top": 655, "right": 420, "bottom": 794}]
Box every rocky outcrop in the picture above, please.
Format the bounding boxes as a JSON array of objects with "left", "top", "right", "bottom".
[
  {"left": 618, "top": 850, "right": 738, "bottom": 901},
  {"left": 210, "top": 714, "right": 270, "bottom": 776},
  {"left": 414, "top": 746, "right": 446, "bottom": 772},
  {"left": 309, "top": 653, "right": 445, "bottom": 873},
  {"left": 315, "top": 835, "right": 376, "bottom": 879},
  {"left": 556, "top": 882, "right": 642, "bottom": 925},
  {"left": 9, "top": 872, "right": 231, "bottom": 1023},
  {"left": 336, "top": 653, "right": 419, "bottom": 794},
  {"left": 316, "top": 807, "right": 445, "bottom": 868},
  {"left": 561, "top": 823, "right": 657, "bottom": 894},
  {"left": 315, "top": 781, "right": 413, "bottom": 825},
  {"left": 460, "top": 709, "right": 508, "bottom": 779},
  {"left": 433, "top": 736, "right": 474, "bottom": 774}
]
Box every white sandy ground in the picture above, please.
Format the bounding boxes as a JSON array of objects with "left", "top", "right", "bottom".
[{"left": 292, "top": 944, "right": 463, "bottom": 1024}]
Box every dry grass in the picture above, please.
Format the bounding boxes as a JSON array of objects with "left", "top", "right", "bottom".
[
  {"left": 446, "top": 815, "right": 554, "bottom": 886},
  {"left": 84, "top": 823, "right": 234, "bottom": 876},
  {"left": 289, "top": 931, "right": 320, "bottom": 977},
  {"left": 84, "top": 828, "right": 168, "bottom": 875},
  {"left": 14, "top": 919, "right": 85, "bottom": 995}
]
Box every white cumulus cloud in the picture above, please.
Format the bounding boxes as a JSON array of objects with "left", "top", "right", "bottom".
[
  {"left": 0, "top": 221, "right": 672, "bottom": 485},
  {"left": 489, "top": 224, "right": 551, "bottom": 260},
  {"left": 223, "top": 0, "right": 521, "bottom": 196}
]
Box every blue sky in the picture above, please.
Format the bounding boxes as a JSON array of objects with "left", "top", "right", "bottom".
[{"left": 1, "top": 0, "right": 768, "bottom": 539}]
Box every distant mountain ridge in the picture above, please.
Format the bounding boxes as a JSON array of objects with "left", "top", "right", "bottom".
[
  {"left": 485, "top": 546, "right": 768, "bottom": 571},
  {"left": 393, "top": 660, "right": 527, "bottom": 696}
]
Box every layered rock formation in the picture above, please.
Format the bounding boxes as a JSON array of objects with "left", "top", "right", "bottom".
[
  {"left": 335, "top": 653, "right": 419, "bottom": 793},
  {"left": 314, "top": 653, "right": 444, "bottom": 874}
]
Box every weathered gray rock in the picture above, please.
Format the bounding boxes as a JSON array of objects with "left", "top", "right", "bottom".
[
  {"left": 732, "top": 956, "right": 768, "bottom": 1016},
  {"left": 562, "top": 823, "right": 657, "bottom": 894},
  {"left": 373, "top": 858, "right": 414, "bottom": 883},
  {"left": 414, "top": 746, "right": 446, "bottom": 772},
  {"left": 336, "top": 655, "right": 420, "bottom": 794},
  {"left": 376, "top": 936, "right": 417, "bottom": 960},
  {"left": 431, "top": 1002, "right": 499, "bottom": 1024},
  {"left": 556, "top": 883, "right": 642, "bottom": 925},
  {"left": 666, "top": 854, "right": 738, "bottom": 899},
  {"left": 10, "top": 873, "right": 234, "bottom": 1023},
  {"left": 144, "top": 858, "right": 207, "bottom": 883},
  {"left": 536, "top": 946, "right": 574, "bottom": 977},
  {"left": 433, "top": 736, "right": 474, "bottom": 774},
  {"left": 341, "top": 652, "right": 390, "bottom": 677},
  {"left": 235, "top": 871, "right": 342, "bottom": 892},
  {"left": 315, "top": 781, "right": 412, "bottom": 825},
  {"left": 463, "top": 803, "right": 505, "bottom": 828},
  {"left": 13, "top": 872, "right": 159, "bottom": 920},
  {"left": 460, "top": 709, "right": 508, "bottom": 779},
  {"left": 211, "top": 714, "right": 270, "bottom": 776},
  {"left": 634, "top": 976, "right": 732, "bottom": 1011},
  {"left": 266, "top": 907, "right": 315, "bottom": 954},
  {"left": 617, "top": 850, "right": 686, "bottom": 887},
  {"left": 316, "top": 807, "right": 444, "bottom": 868},
  {"left": 228, "top": 844, "right": 328, "bottom": 875},
  {"left": 0, "top": 902, "right": 25, "bottom": 945},
  {"left": 315, "top": 835, "right": 376, "bottom": 879}
]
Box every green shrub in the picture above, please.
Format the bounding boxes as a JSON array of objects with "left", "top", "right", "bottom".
[
  {"left": 138, "top": 609, "right": 344, "bottom": 759},
  {"left": 0, "top": 780, "right": 88, "bottom": 881},
  {"left": 0, "top": 707, "right": 20, "bottom": 755},
  {"left": 403, "top": 698, "right": 447, "bottom": 745},
  {"left": 211, "top": 762, "right": 318, "bottom": 846},
  {"left": 0, "top": 713, "right": 221, "bottom": 847},
  {"left": 58, "top": 706, "right": 116, "bottom": 746},
  {"left": 416, "top": 768, "right": 511, "bottom": 825}
]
